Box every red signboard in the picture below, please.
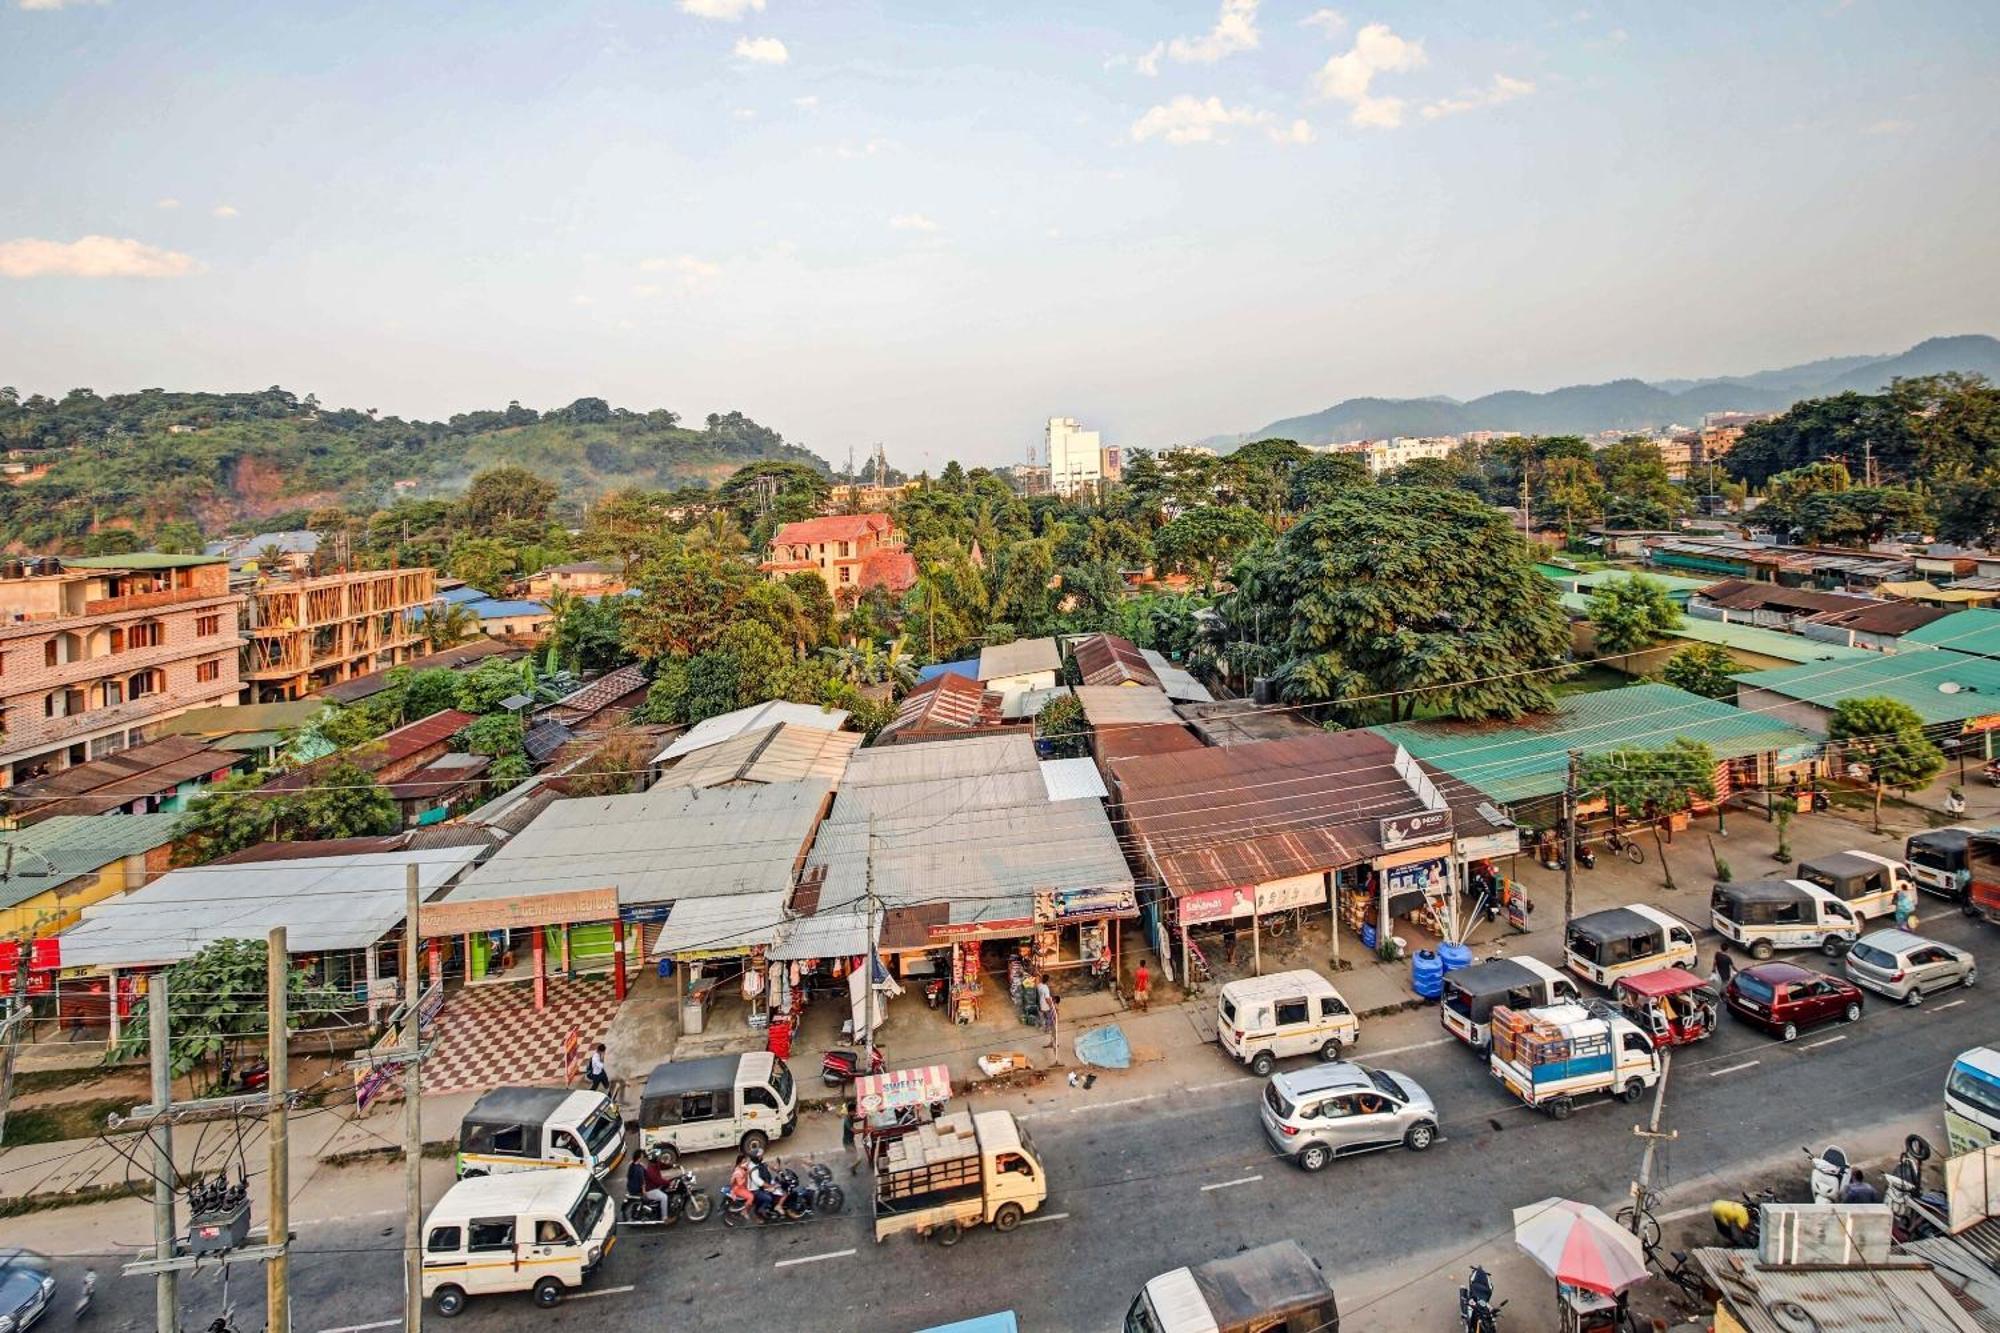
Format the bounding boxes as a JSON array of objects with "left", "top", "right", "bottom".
[
  {"left": 1179, "top": 887, "right": 1252, "bottom": 926},
  {"left": 0, "top": 938, "right": 61, "bottom": 995}
]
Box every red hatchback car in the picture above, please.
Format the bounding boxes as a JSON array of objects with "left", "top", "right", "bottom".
[{"left": 1725, "top": 961, "right": 1864, "bottom": 1042}]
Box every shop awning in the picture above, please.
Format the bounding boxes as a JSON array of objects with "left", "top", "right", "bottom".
[
  {"left": 854, "top": 1064, "right": 952, "bottom": 1115},
  {"left": 768, "top": 907, "right": 874, "bottom": 961},
  {"left": 652, "top": 891, "right": 785, "bottom": 958}
]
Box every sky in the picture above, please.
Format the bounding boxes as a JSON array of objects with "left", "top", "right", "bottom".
[{"left": 1, "top": 1, "right": 1997, "bottom": 472}]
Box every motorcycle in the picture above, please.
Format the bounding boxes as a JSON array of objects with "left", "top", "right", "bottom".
[
  {"left": 924, "top": 979, "right": 946, "bottom": 1010},
  {"left": 215, "top": 1050, "right": 269, "bottom": 1094},
  {"left": 1458, "top": 1265, "right": 1505, "bottom": 1333},
  {"left": 1806, "top": 1144, "right": 1852, "bottom": 1205},
  {"left": 618, "top": 1166, "right": 711, "bottom": 1227},
  {"left": 1710, "top": 1188, "right": 1776, "bottom": 1247},
  {"left": 1887, "top": 1134, "right": 1948, "bottom": 1243},
  {"left": 799, "top": 1160, "right": 844, "bottom": 1214},
  {"left": 821, "top": 1045, "right": 886, "bottom": 1087},
  {"left": 1574, "top": 844, "right": 1596, "bottom": 870}
]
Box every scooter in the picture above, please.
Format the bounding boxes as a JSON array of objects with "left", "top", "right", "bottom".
[
  {"left": 821, "top": 1045, "right": 886, "bottom": 1087},
  {"left": 1887, "top": 1134, "right": 1948, "bottom": 1243},
  {"left": 618, "top": 1167, "right": 711, "bottom": 1227},
  {"left": 1574, "top": 845, "right": 1597, "bottom": 870},
  {"left": 1458, "top": 1265, "right": 1505, "bottom": 1333},
  {"left": 1806, "top": 1145, "right": 1852, "bottom": 1205},
  {"left": 1710, "top": 1188, "right": 1776, "bottom": 1247},
  {"left": 924, "top": 979, "right": 946, "bottom": 1010},
  {"left": 74, "top": 1269, "right": 96, "bottom": 1320},
  {"left": 215, "top": 1051, "right": 269, "bottom": 1094}
]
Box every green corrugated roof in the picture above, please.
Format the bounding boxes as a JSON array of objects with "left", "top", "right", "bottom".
[
  {"left": 1370, "top": 683, "right": 1816, "bottom": 805},
  {"left": 1538, "top": 564, "right": 1713, "bottom": 596},
  {"left": 63, "top": 552, "right": 227, "bottom": 570},
  {"left": 156, "top": 701, "right": 326, "bottom": 736},
  {"left": 1734, "top": 649, "right": 2000, "bottom": 726},
  {"left": 1558, "top": 592, "right": 1874, "bottom": 665},
  {"left": 1900, "top": 608, "right": 2000, "bottom": 657},
  {"left": 0, "top": 813, "right": 183, "bottom": 910}
]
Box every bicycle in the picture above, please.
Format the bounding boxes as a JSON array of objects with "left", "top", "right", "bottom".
[
  {"left": 1263, "top": 908, "right": 1304, "bottom": 939},
  {"left": 1614, "top": 1190, "right": 1664, "bottom": 1250},
  {"left": 1642, "top": 1241, "right": 1710, "bottom": 1310},
  {"left": 1604, "top": 827, "right": 1646, "bottom": 865}
]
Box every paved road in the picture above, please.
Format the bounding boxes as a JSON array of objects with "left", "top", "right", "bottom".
[{"left": 24, "top": 909, "right": 1996, "bottom": 1333}]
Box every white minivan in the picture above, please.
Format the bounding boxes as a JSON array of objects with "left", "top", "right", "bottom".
[
  {"left": 1217, "top": 970, "right": 1359, "bottom": 1077},
  {"left": 421, "top": 1168, "right": 614, "bottom": 1317},
  {"left": 456, "top": 1087, "right": 624, "bottom": 1180},
  {"left": 1711, "top": 879, "right": 1861, "bottom": 959},
  {"left": 636, "top": 1052, "right": 797, "bottom": 1163}
]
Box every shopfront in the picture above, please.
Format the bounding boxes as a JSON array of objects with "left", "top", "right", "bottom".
[{"left": 419, "top": 887, "right": 628, "bottom": 1012}]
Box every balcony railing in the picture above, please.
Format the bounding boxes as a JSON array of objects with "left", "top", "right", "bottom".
[
  {"left": 81, "top": 586, "right": 213, "bottom": 616},
  {"left": 2, "top": 684, "right": 237, "bottom": 753}
]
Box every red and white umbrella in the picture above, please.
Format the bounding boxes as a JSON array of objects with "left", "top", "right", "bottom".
[{"left": 1511, "top": 1198, "right": 1649, "bottom": 1296}]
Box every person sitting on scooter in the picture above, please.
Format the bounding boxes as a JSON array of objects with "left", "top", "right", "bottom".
[
  {"left": 641, "top": 1149, "right": 675, "bottom": 1214},
  {"left": 747, "top": 1147, "right": 781, "bottom": 1221},
  {"left": 728, "top": 1153, "right": 754, "bottom": 1214}
]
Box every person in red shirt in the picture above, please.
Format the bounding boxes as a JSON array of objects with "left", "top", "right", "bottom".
[{"left": 1132, "top": 961, "right": 1151, "bottom": 1012}]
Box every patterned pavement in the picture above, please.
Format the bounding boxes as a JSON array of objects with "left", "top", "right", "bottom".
[{"left": 423, "top": 976, "right": 624, "bottom": 1093}]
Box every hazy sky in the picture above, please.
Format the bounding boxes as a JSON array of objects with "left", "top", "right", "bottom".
[{"left": 2, "top": 1, "right": 1996, "bottom": 470}]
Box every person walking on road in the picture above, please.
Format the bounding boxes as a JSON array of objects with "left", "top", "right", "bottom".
[
  {"left": 1894, "top": 884, "right": 1918, "bottom": 931},
  {"left": 1132, "top": 960, "right": 1151, "bottom": 1012},
  {"left": 585, "top": 1042, "right": 609, "bottom": 1093},
  {"left": 1037, "top": 976, "right": 1058, "bottom": 1051}
]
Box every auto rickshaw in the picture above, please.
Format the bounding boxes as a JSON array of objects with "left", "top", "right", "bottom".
[{"left": 1612, "top": 967, "right": 1717, "bottom": 1047}]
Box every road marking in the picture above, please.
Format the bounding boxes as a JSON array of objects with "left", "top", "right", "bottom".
[
  {"left": 1070, "top": 1095, "right": 1153, "bottom": 1115},
  {"left": 318, "top": 1321, "right": 400, "bottom": 1333},
  {"left": 1364, "top": 1036, "right": 1454, "bottom": 1060},
  {"left": 568, "top": 1285, "right": 636, "bottom": 1303},
  {"left": 1201, "top": 1174, "right": 1263, "bottom": 1192},
  {"left": 1933, "top": 999, "right": 1967, "bottom": 1011},
  {"left": 1021, "top": 1212, "right": 1070, "bottom": 1225},
  {"left": 1189, "top": 1077, "right": 1257, "bottom": 1093},
  {"left": 774, "top": 1247, "right": 857, "bottom": 1269},
  {"left": 1654, "top": 1202, "right": 1711, "bottom": 1224},
  {"left": 1708, "top": 1061, "right": 1759, "bottom": 1077},
  {"left": 1799, "top": 1035, "right": 1847, "bottom": 1050}
]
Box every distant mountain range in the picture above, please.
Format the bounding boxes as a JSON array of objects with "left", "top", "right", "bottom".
[{"left": 1199, "top": 334, "right": 2000, "bottom": 450}]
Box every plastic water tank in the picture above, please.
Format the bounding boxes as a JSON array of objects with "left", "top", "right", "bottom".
[
  {"left": 1360, "top": 923, "right": 1378, "bottom": 952},
  {"left": 1411, "top": 948, "right": 1445, "bottom": 1000},
  {"left": 1439, "top": 940, "right": 1474, "bottom": 974}
]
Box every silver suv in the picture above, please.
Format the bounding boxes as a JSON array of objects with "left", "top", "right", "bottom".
[
  {"left": 1843, "top": 929, "right": 1976, "bottom": 1006},
  {"left": 1260, "top": 1061, "right": 1438, "bottom": 1173}
]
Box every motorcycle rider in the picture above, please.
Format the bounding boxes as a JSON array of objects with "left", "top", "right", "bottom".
[
  {"left": 624, "top": 1155, "right": 649, "bottom": 1211},
  {"left": 747, "top": 1146, "right": 782, "bottom": 1221},
  {"left": 641, "top": 1148, "right": 676, "bottom": 1215}
]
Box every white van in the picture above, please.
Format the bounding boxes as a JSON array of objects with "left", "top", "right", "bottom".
[
  {"left": 456, "top": 1087, "right": 623, "bottom": 1179},
  {"left": 1217, "top": 970, "right": 1359, "bottom": 1076},
  {"left": 421, "top": 1168, "right": 614, "bottom": 1317},
  {"left": 1440, "top": 956, "right": 1579, "bottom": 1051},
  {"left": 1564, "top": 905, "right": 1698, "bottom": 987},
  {"left": 1798, "top": 850, "right": 1920, "bottom": 921},
  {"left": 636, "top": 1052, "right": 797, "bottom": 1164},
  {"left": 1711, "top": 879, "right": 1861, "bottom": 959}
]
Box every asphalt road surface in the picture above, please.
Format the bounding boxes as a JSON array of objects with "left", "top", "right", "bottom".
[{"left": 22, "top": 909, "right": 1996, "bottom": 1333}]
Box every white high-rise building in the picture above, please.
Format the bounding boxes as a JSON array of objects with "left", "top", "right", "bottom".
[{"left": 1045, "top": 416, "right": 1104, "bottom": 496}]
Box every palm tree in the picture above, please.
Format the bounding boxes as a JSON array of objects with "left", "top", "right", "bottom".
[
  {"left": 416, "top": 602, "right": 479, "bottom": 651},
  {"left": 881, "top": 639, "right": 919, "bottom": 692},
  {"left": 911, "top": 565, "right": 949, "bottom": 660},
  {"left": 686, "top": 510, "right": 749, "bottom": 557},
  {"left": 255, "top": 542, "right": 290, "bottom": 572},
  {"left": 819, "top": 644, "right": 867, "bottom": 685}
]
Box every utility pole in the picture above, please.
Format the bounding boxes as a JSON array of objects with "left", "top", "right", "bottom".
[
  {"left": 266, "top": 928, "right": 290, "bottom": 1333},
  {"left": 1520, "top": 473, "right": 1532, "bottom": 548},
  {"left": 863, "top": 816, "right": 878, "bottom": 1072},
  {"left": 149, "top": 974, "right": 178, "bottom": 1333},
  {"left": 1628, "top": 1050, "right": 1677, "bottom": 1233},
  {"left": 1563, "top": 751, "right": 1580, "bottom": 933},
  {"left": 403, "top": 867, "right": 423, "bottom": 1333},
  {"left": 0, "top": 932, "right": 32, "bottom": 1146}
]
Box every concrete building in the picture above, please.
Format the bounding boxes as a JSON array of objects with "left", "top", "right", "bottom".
[
  {"left": 0, "top": 553, "right": 245, "bottom": 787},
  {"left": 761, "top": 513, "right": 902, "bottom": 599},
  {"left": 1047, "top": 416, "right": 1108, "bottom": 496},
  {"left": 1363, "top": 436, "right": 1460, "bottom": 476},
  {"left": 522, "top": 561, "right": 626, "bottom": 600},
  {"left": 241, "top": 566, "right": 436, "bottom": 702}
]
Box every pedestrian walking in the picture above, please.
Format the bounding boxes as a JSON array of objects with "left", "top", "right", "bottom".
[
  {"left": 1132, "top": 960, "right": 1151, "bottom": 1012},
  {"left": 1710, "top": 951, "right": 1733, "bottom": 991},
  {"left": 843, "top": 1096, "right": 864, "bottom": 1175},
  {"left": 1894, "top": 884, "right": 1917, "bottom": 931},
  {"left": 585, "top": 1042, "right": 609, "bottom": 1093},
  {"left": 1037, "top": 976, "right": 1058, "bottom": 1051}
]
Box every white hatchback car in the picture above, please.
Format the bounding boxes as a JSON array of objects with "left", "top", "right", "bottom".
[{"left": 1842, "top": 929, "right": 1976, "bottom": 1006}]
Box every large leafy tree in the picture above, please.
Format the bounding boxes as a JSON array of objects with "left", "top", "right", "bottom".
[
  {"left": 1231, "top": 486, "right": 1572, "bottom": 721},
  {"left": 1586, "top": 574, "right": 1683, "bottom": 660},
  {"left": 460, "top": 465, "right": 558, "bottom": 532},
  {"left": 447, "top": 535, "right": 518, "bottom": 596},
  {"left": 1660, "top": 643, "right": 1742, "bottom": 699},
  {"left": 1034, "top": 693, "right": 1089, "bottom": 760},
  {"left": 1597, "top": 438, "right": 1690, "bottom": 527},
  {"left": 111, "top": 939, "right": 348, "bottom": 1085},
  {"left": 175, "top": 761, "right": 400, "bottom": 864},
  {"left": 1828, "top": 695, "right": 1944, "bottom": 832},
  {"left": 1153, "top": 505, "right": 1268, "bottom": 593},
  {"left": 1579, "top": 738, "right": 1718, "bottom": 891},
  {"left": 622, "top": 542, "right": 754, "bottom": 660}
]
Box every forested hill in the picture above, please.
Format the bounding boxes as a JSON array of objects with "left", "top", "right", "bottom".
[{"left": 0, "top": 386, "right": 830, "bottom": 550}]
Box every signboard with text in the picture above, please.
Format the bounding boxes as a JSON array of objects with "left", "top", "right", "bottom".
[{"left": 1379, "top": 808, "right": 1453, "bottom": 851}]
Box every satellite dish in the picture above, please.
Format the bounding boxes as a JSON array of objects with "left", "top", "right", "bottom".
[{"left": 1939, "top": 681, "right": 1963, "bottom": 694}]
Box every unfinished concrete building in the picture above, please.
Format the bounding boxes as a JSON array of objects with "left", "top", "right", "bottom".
[{"left": 241, "top": 567, "right": 437, "bottom": 702}]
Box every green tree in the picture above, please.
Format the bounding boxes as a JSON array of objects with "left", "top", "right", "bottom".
[
  {"left": 175, "top": 762, "right": 399, "bottom": 864},
  {"left": 460, "top": 465, "right": 558, "bottom": 532},
  {"left": 1231, "top": 487, "right": 1572, "bottom": 721},
  {"left": 1586, "top": 574, "right": 1683, "bottom": 661},
  {"left": 458, "top": 658, "right": 531, "bottom": 714},
  {"left": 447, "top": 536, "right": 517, "bottom": 596},
  {"left": 1828, "top": 695, "right": 1945, "bottom": 832},
  {"left": 1290, "top": 452, "right": 1372, "bottom": 510},
  {"left": 550, "top": 595, "right": 626, "bottom": 674},
  {"left": 416, "top": 602, "right": 480, "bottom": 650},
  {"left": 1034, "top": 692, "right": 1089, "bottom": 760},
  {"left": 83, "top": 528, "right": 141, "bottom": 556},
  {"left": 1660, "top": 643, "right": 1743, "bottom": 699},
  {"left": 1534, "top": 455, "right": 1607, "bottom": 538},
  {"left": 1597, "top": 438, "right": 1690, "bottom": 527},
  {"left": 622, "top": 543, "right": 754, "bottom": 660},
  {"left": 1578, "top": 738, "right": 1718, "bottom": 891},
  {"left": 109, "top": 939, "right": 347, "bottom": 1084},
  {"left": 1152, "top": 505, "right": 1268, "bottom": 593}
]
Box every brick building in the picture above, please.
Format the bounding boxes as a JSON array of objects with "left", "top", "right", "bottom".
[
  {"left": 241, "top": 567, "right": 436, "bottom": 702},
  {"left": 760, "top": 513, "right": 903, "bottom": 598},
  {"left": 0, "top": 554, "right": 245, "bottom": 787}
]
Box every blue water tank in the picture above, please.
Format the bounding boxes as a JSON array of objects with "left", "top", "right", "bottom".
[
  {"left": 1360, "top": 923, "right": 1378, "bottom": 952},
  {"left": 1411, "top": 948, "right": 1445, "bottom": 1000},
  {"left": 1439, "top": 940, "right": 1474, "bottom": 974}
]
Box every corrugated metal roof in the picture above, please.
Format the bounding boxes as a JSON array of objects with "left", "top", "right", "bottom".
[
  {"left": 1690, "top": 1247, "right": 1982, "bottom": 1333},
  {"left": 1373, "top": 683, "right": 1816, "bottom": 805},
  {"left": 444, "top": 779, "right": 830, "bottom": 908},
  {"left": 259, "top": 709, "right": 476, "bottom": 791},
  {"left": 768, "top": 904, "right": 873, "bottom": 960},
  {"left": 1562, "top": 594, "right": 1875, "bottom": 663},
  {"left": 546, "top": 664, "right": 650, "bottom": 721},
  {"left": 1071, "top": 633, "right": 1160, "bottom": 688},
  {"left": 59, "top": 844, "right": 485, "bottom": 970},
  {"left": 877, "top": 673, "right": 1000, "bottom": 741},
  {"left": 652, "top": 890, "right": 786, "bottom": 956},
  {"left": 464, "top": 598, "right": 551, "bottom": 619},
  {"left": 653, "top": 723, "right": 860, "bottom": 790},
  {"left": 1000, "top": 684, "right": 1072, "bottom": 721},
  {"left": 653, "top": 700, "right": 850, "bottom": 764},
  {"left": 1140, "top": 649, "right": 1215, "bottom": 703},
  {"left": 158, "top": 700, "right": 326, "bottom": 737},
  {"left": 978, "top": 637, "right": 1060, "bottom": 681},
  {"left": 6, "top": 737, "right": 237, "bottom": 820},
  {"left": 1808, "top": 600, "right": 1958, "bottom": 636},
  {"left": 1735, "top": 650, "right": 2000, "bottom": 726},
  {"left": 1040, "top": 757, "right": 1109, "bottom": 802},
  {"left": 1075, "top": 685, "right": 1180, "bottom": 726},
  {"left": 0, "top": 814, "right": 184, "bottom": 909},
  {"left": 1096, "top": 722, "right": 1209, "bottom": 761},
  {"left": 1903, "top": 608, "right": 2000, "bottom": 657}
]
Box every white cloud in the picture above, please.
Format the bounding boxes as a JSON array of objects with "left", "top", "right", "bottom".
[
  {"left": 17, "top": 0, "right": 105, "bottom": 10},
  {"left": 1134, "top": 0, "right": 1259, "bottom": 74},
  {"left": 732, "top": 107, "right": 757, "bottom": 119},
  {"left": 0, "top": 235, "right": 197, "bottom": 279},
  {"left": 211, "top": 203, "right": 239, "bottom": 219},
  {"left": 1269, "top": 117, "right": 1316, "bottom": 145},
  {"left": 793, "top": 94, "right": 819, "bottom": 110},
  {"left": 680, "top": 0, "right": 764, "bottom": 18},
  {"left": 1420, "top": 72, "right": 1535, "bottom": 120},
  {"left": 571, "top": 294, "right": 595, "bottom": 307},
  {"left": 1312, "top": 22, "right": 1426, "bottom": 128},
  {"left": 732, "top": 35, "right": 788, "bottom": 64},
  {"left": 155, "top": 198, "right": 181, "bottom": 210},
  {"left": 631, "top": 283, "right": 663, "bottom": 297},
  {"left": 1131, "top": 94, "right": 1271, "bottom": 146},
  {"left": 888, "top": 213, "right": 938, "bottom": 232},
  {"left": 835, "top": 137, "right": 889, "bottom": 158},
  {"left": 639, "top": 254, "right": 722, "bottom": 286},
  {"left": 1300, "top": 8, "right": 1346, "bottom": 36}
]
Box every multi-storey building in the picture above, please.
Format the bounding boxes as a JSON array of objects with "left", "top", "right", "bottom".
[
  {"left": 241, "top": 566, "right": 436, "bottom": 702},
  {"left": 1362, "top": 436, "right": 1460, "bottom": 475},
  {"left": 761, "top": 513, "right": 909, "bottom": 599},
  {"left": 0, "top": 554, "right": 245, "bottom": 787},
  {"left": 1047, "top": 416, "right": 1124, "bottom": 496}
]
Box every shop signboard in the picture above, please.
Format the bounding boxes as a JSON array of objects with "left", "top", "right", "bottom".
[
  {"left": 1965, "top": 714, "right": 2000, "bottom": 736},
  {"left": 620, "top": 903, "right": 674, "bottom": 924},
  {"left": 0, "top": 938, "right": 60, "bottom": 996},
  {"left": 1036, "top": 885, "right": 1139, "bottom": 924},
  {"left": 1379, "top": 808, "right": 1453, "bottom": 851},
  {"left": 419, "top": 886, "right": 621, "bottom": 938},
  {"left": 1179, "top": 886, "right": 1252, "bottom": 925},
  {"left": 1382, "top": 857, "right": 1449, "bottom": 916},
  {"left": 1254, "top": 873, "right": 1325, "bottom": 914}
]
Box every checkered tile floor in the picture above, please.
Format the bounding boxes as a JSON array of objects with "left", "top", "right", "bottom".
[{"left": 424, "top": 977, "right": 624, "bottom": 1094}]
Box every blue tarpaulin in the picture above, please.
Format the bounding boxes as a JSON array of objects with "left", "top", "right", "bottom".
[
  {"left": 1074, "top": 1024, "right": 1132, "bottom": 1070},
  {"left": 916, "top": 1315, "right": 1020, "bottom": 1333}
]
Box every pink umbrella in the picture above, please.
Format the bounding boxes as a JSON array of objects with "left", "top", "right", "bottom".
[{"left": 1511, "top": 1198, "right": 1650, "bottom": 1296}]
